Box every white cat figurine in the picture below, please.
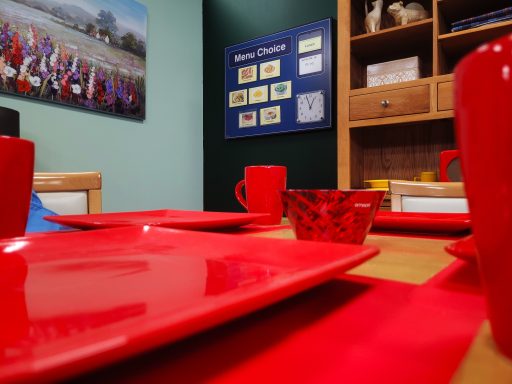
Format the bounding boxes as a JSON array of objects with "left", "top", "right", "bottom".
[
  {"left": 387, "top": 1, "right": 428, "bottom": 26},
  {"left": 365, "top": 0, "right": 384, "bottom": 33}
]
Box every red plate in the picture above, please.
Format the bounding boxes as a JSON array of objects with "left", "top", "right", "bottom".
[
  {"left": 0, "top": 226, "right": 378, "bottom": 383},
  {"left": 44, "top": 209, "right": 269, "bottom": 230},
  {"left": 371, "top": 211, "right": 472, "bottom": 234},
  {"left": 444, "top": 235, "right": 477, "bottom": 262}
]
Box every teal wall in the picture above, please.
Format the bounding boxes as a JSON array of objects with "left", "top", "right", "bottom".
[
  {"left": 0, "top": 0, "right": 203, "bottom": 212},
  {"left": 203, "top": 0, "right": 338, "bottom": 212}
]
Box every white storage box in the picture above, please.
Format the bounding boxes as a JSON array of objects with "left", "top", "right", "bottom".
[{"left": 367, "top": 56, "right": 421, "bottom": 87}]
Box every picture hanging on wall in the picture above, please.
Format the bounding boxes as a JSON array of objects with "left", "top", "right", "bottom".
[{"left": 0, "top": 0, "right": 147, "bottom": 120}]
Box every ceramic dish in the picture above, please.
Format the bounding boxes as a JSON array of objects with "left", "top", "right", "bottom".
[
  {"left": 280, "top": 189, "right": 385, "bottom": 244},
  {"left": 44, "top": 209, "right": 269, "bottom": 230},
  {"left": 0, "top": 226, "right": 378, "bottom": 382}
]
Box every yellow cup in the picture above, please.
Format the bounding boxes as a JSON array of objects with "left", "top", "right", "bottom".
[{"left": 414, "top": 171, "right": 437, "bottom": 182}]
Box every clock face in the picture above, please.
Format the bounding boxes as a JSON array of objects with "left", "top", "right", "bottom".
[{"left": 296, "top": 90, "right": 325, "bottom": 123}]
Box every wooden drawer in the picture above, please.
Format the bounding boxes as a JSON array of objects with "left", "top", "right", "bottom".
[
  {"left": 349, "top": 85, "right": 430, "bottom": 121},
  {"left": 438, "top": 81, "right": 453, "bottom": 111}
]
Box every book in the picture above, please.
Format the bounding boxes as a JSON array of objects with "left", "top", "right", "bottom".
[
  {"left": 451, "top": 13, "right": 512, "bottom": 32},
  {"left": 452, "top": 7, "right": 512, "bottom": 28}
]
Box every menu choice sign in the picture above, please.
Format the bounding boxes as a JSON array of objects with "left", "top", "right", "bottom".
[
  {"left": 228, "top": 37, "right": 292, "bottom": 68},
  {"left": 224, "top": 18, "right": 333, "bottom": 139}
]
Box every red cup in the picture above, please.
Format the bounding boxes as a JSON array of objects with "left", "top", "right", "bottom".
[
  {"left": 0, "top": 136, "right": 34, "bottom": 239},
  {"left": 455, "top": 34, "right": 512, "bottom": 359},
  {"left": 235, "top": 165, "right": 287, "bottom": 225}
]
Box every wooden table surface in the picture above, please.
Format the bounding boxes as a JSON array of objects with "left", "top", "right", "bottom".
[
  {"left": 255, "top": 230, "right": 455, "bottom": 285},
  {"left": 253, "top": 227, "right": 512, "bottom": 382}
]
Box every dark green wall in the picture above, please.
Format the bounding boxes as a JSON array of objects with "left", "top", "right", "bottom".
[{"left": 203, "top": 0, "right": 338, "bottom": 211}]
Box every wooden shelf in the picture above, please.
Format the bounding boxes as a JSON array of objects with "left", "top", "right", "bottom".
[
  {"left": 350, "top": 74, "right": 454, "bottom": 95},
  {"left": 351, "top": 19, "right": 434, "bottom": 60},
  {"left": 337, "top": 0, "right": 462, "bottom": 189},
  {"left": 349, "top": 77, "right": 438, "bottom": 96},
  {"left": 439, "top": 20, "right": 512, "bottom": 58},
  {"left": 348, "top": 121, "right": 455, "bottom": 189},
  {"left": 349, "top": 111, "right": 454, "bottom": 129},
  {"left": 350, "top": 19, "right": 434, "bottom": 90}
]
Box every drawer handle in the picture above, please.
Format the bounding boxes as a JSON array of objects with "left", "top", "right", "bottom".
[{"left": 381, "top": 99, "right": 390, "bottom": 108}]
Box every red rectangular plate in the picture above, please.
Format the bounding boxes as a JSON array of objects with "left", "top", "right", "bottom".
[
  {"left": 371, "top": 211, "right": 472, "bottom": 234},
  {"left": 0, "top": 226, "right": 378, "bottom": 383},
  {"left": 44, "top": 209, "right": 270, "bottom": 230}
]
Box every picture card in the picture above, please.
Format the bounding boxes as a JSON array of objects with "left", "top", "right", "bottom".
[
  {"left": 259, "top": 59, "right": 281, "bottom": 80},
  {"left": 238, "top": 65, "right": 258, "bottom": 84},
  {"left": 299, "top": 54, "right": 323, "bottom": 76},
  {"left": 229, "top": 89, "right": 248, "bottom": 107},
  {"left": 239, "top": 111, "right": 257, "bottom": 128},
  {"left": 249, "top": 85, "right": 268, "bottom": 104},
  {"left": 260, "top": 106, "right": 281, "bottom": 126},
  {"left": 270, "top": 81, "right": 292, "bottom": 101}
]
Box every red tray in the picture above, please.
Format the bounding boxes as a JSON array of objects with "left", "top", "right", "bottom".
[
  {"left": 65, "top": 273, "right": 486, "bottom": 383},
  {"left": 44, "top": 209, "right": 269, "bottom": 230},
  {"left": 372, "top": 211, "right": 472, "bottom": 234},
  {"left": 0, "top": 226, "right": 378, "bottom": 383}
]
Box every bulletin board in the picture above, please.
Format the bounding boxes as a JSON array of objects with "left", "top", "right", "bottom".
[{"left": 224, "top": 18, "right": 333, "bottom": 139}]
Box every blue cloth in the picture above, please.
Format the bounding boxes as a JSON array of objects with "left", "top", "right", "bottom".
[{"left": 26, "top": 191, "right": 68, "bottom": 233}]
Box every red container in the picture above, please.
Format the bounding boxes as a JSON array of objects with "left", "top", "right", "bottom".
[
  {"left": 0, "top": 136, "right": 34, "bottom": 239},
  {"left": 280, "top": 189, "right": 385, "bottom": 244},
  {"left": 235, "top": 165, "right": 287, "bottom": 225},
  {"left": 455, "top": 34, "right": 512, "bottom": 359},
  {"left": 439, "top": 149, "right": 461, "bottom": 182}
]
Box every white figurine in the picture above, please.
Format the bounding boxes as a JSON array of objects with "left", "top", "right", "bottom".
[
  {"left": 365, "top": 0, "right": 384, "bottom": 33},
  {"left": 387, "top": 1, "right": 428, "bottom": 26}
]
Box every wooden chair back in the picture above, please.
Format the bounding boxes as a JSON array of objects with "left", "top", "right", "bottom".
[
  {"left": 388, "top": 180, "right": 467, "bottom": 213},
  {"left": 33, "top": 172, "right": 102, "bottom": 214}
]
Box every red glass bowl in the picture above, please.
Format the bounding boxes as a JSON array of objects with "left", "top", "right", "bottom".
[{"left": 280, "top": 190, "right": 385, "bottom": 244}]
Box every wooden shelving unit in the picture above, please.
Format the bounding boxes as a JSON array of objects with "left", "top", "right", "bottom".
[
  {"left": 438, "top": 20, "right": 512, "bottom": 72},
  {"left": 337, "top": 0, "right": 512, "bottom": 189}
]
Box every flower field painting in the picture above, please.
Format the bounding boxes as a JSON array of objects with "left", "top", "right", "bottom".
[{"left": 0, "top": 0, "right": 147, "bottom": 120}]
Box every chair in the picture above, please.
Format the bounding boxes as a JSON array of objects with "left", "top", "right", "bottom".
[
  {"left": 389, "top": 180, "right": 468, "bottom": 213},
  {"left": 33, "top": 172, "right": 102, "bottom": 215}
]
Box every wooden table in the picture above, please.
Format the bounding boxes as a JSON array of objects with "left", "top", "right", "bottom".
[
  {"left": 67, "top": 227, "right": 512, "bottom": 383},
  {"left": 255, "top": 230, "right": 455, "bottom": 284}
]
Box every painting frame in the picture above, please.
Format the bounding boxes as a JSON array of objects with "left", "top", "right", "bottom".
[{"left": 0, "top": 0, "right": 147, "bottom": 120}]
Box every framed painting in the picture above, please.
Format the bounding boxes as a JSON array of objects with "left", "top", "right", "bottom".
[{"left": 0, "top": 0, "right": 147, "bottom": 120}]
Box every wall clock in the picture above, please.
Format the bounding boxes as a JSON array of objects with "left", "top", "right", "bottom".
[{"left": 296, "top": 90, "right": 325, "bottom": 123}]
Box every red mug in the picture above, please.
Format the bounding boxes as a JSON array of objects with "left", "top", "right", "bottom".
[
  {"left": 455, "top": 34, "right": 512, "bottom": 359},
  {"left": 0, "top": 136, "right": 34, "bottom": 239},
  {"left": 235, "top": 165, "right": 287, "bottom": 225}
]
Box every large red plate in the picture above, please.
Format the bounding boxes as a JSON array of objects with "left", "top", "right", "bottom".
[
  {"left": 44, "top": 209, "right": 269, "bottom": 230},
  {"left": 0, "top": 226, "right": 378, "bottom": 383},
  {"left": 371, "top": 211, "right": 472, "bottom": 234}
]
